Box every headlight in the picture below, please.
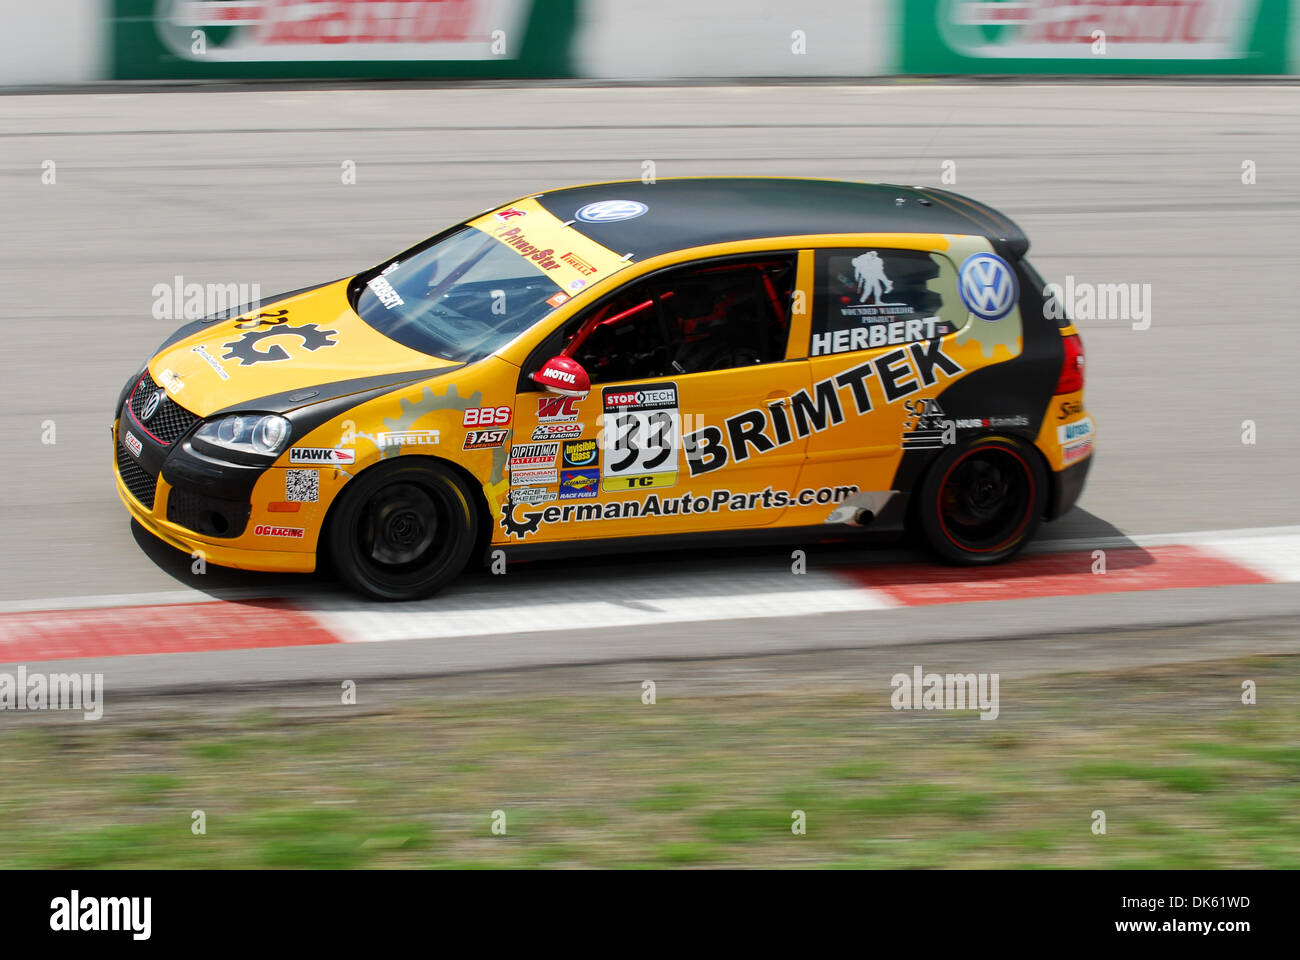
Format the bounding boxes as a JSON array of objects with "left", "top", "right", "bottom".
[{"left": 194, "top": 414, "right": 291, "bottom": 457}]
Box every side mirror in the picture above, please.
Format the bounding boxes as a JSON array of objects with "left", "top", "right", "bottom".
[{"left": 530, "top": 355, "right": 590, "bottom": 397}]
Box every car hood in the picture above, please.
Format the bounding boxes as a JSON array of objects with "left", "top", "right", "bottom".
[{"left": 148, "top": 279, "right": 459, "bottom": 419}]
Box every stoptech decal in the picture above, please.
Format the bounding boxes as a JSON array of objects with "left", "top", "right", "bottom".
[
  {"left": 602, "top": 383, "right": 680, "bottom": 491},
  {"left": 500, "top": 484, "right": 860, "bottom": 540},
  {"left": 290, "top": 447, "right": 355, "bottom": 465},
  {"left": 123, "top": 431, "right": 143, "bottom": 458},
  {"left": 687, "top": 343, "right": 964, "bottom": 477},
  {"left": 603, "top": 386, "right": 677, "bottom": 411}
]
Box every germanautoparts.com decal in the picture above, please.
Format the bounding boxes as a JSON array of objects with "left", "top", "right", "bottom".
[{"left": 499, "top": 484, "right": 860, "bottom": 540}]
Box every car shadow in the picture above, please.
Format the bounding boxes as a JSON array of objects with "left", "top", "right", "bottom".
[{"left": 131, "top": 505, "right": 1149, "bottom": 605}]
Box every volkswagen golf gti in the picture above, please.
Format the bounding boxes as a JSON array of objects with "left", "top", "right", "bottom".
[{"left": 113, "top": 178, "right": 1094, "bottom": 599}]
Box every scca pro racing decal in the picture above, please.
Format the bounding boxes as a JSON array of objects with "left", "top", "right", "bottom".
[
  {"left": 602, "top": 384, "right": 680, "bottom": 491},
  {"left": 222, "top": 323, "right": 338, "bottom": 366},
  {"left": 687, "top": 343, "right": 963, "bottom": 477},
  {"left": 499, "top": 484, "right": 859, "bottom": 540}
]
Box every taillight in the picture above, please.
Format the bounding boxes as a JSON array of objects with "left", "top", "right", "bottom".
[{"left": 1056, "top": 334, "right": 1085, "bottom": 394}]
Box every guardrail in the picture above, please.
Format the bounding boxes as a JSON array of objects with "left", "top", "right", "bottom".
[{"left": 2, "top": 1, "right": 1297, "bottom": 85}]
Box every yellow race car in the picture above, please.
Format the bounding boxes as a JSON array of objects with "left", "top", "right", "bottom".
[{"left": 114, "top": 178, "right": 1093, "bottom": 599}]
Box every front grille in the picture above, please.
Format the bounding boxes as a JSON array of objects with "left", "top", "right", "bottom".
[
  {"left": 116, "top": 440, "right": 158, "bottom": 509},
  {"left": 166, "top": 487, "right": 250, "bottom": 539},
  {"left": 127, "top": 371, "right": 199, "bottom": 445}
]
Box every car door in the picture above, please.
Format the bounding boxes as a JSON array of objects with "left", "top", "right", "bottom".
[
  {"left": 792, "top": 245, "right": 970, "bottom": 518},
  {"left": 506, "top": 253, "right": 811, "bottom": 544}
]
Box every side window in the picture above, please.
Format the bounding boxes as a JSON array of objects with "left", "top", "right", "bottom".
[
  {"left": 811, "top": 248, "right": 958, "bottom": 357},
  {"left": 569, "top": 286, "right": 673, "bottom": 385},
  {"left": 558, "top": 256, "right": 796, "bottom": 386}
]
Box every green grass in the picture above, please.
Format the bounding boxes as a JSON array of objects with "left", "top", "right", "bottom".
[{"left": 1, "top": 655, "right": 1298, "bottom": 868}]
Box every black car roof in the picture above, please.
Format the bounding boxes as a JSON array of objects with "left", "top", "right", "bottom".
[{"left": 533, "top": 178, "right": 1029, "bottom": 262}]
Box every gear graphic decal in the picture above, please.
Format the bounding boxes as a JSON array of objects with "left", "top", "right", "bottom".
[
  {"left": 221, "top": 323, "right": 338, "bottom": 366},
  {"left": 378, "top": 384, "right": 510, "bottom": 484},
  {"left": 500, "top": 501, "right": 543, "bottom": 540},
  {"left": 954, "top": 310, "right": 1021, "bottom": 359}
]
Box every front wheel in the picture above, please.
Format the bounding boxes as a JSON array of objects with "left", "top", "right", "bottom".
[
  {"left": 917, "top": 435, "right": 1046, "bottom": 565},
  {"left": 327, "top": 459, "right": 479, "bottom": 600}
]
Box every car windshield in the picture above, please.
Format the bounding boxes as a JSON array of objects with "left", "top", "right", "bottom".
[{"left": 351, "top": 225, "right": 568, "bottom": 362}]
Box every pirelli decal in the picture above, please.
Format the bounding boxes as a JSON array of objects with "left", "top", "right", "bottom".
[
  {"left": 685, "top": 340, "right": 963, "bottom": 477},
  {"left": 469, "top": 197, "right": 631, "bottom": 294}
]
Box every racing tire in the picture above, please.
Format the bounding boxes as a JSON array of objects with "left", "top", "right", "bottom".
[
  {"left": 327, "top": 459, "right": 479, "bottom": 601},
  {"left": 917, "top": 435, "right": 1046, "bottom": 566}
]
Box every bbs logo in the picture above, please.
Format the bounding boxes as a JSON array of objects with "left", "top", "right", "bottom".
[{"left": 463, "top": 406, "right": 511, "bottom": 427}]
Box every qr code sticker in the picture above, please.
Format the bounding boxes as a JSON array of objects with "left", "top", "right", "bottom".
[{"left": 285, "top": 469, "right": 319, "bottom": 503}]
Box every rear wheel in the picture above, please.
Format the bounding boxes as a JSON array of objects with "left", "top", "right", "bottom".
[
  {"left": 327, "top": 460, "right": 479, "bottom": 600},
  {"left": 918, "top": 435, "right": 1045, "bottom": 565}
]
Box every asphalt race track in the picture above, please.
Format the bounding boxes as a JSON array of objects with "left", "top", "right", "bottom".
[{"left": 2, "top": 83, "right": 1298, "bottom": 695}]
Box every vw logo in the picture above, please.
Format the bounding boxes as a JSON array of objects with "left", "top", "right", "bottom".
[
  {"left": 141, "top": 388, "right": 166, "bottom": 422},
  {"left": 574, "top": 200, "right": 648, "bottom": 223},
  {"left": 958, "top": 253, "right": 1018, "bottom": 322}
]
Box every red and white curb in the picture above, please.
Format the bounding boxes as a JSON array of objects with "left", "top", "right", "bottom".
[{"left": 1, "top": 526, "right": 1298, "bottom": 664}]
